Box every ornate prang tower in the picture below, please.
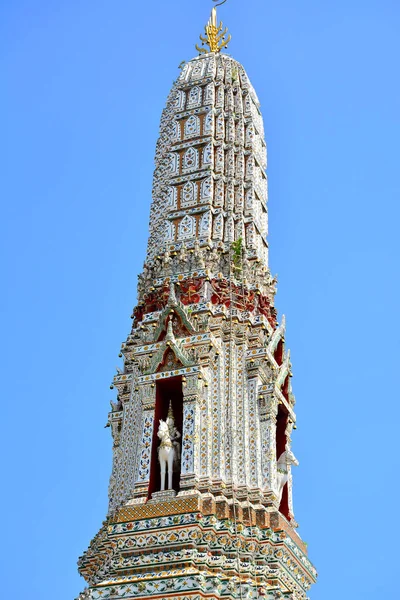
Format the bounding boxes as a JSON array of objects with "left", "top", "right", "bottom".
[{"left": 77, "top": 7, "right": 317, "bottom": 600}]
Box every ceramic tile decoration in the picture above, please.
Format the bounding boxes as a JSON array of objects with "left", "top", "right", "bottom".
[{"left": 76, "top": 8, "right": 316, "bottom": 600}]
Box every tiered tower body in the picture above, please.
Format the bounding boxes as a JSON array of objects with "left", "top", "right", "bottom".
[{"left": 78, "top": 11, "right": 316, "bottom": 600}]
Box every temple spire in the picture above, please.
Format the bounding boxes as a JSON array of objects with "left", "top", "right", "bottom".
[
  {"left": 195, "top": 7, "right": 231, "bottom": 54},
  {"left": 77, "top": 18, "right": 317, "bottom": 599}
]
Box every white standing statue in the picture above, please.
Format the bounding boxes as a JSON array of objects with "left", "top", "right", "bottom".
[
  {"left": 157, "top": 401, "right": 181, "bottom": 491},
  {"left": 276, "top": 448, "right": 299, "bottom": 503}
]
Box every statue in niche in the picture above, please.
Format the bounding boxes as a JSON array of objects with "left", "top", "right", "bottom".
[
  {"left": 157, "top": 401, "right": 181, "bottom": 491},
  {"left": 276, "top": 448, "right": 299, "bottom": 503}
]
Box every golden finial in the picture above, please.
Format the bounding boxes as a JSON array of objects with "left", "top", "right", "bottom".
[{"left": 196, "top": 7, "right": 231, "bottom": 54}]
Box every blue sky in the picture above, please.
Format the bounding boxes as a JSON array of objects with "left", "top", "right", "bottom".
[{"left": 1, "top": 1, "right": 400, "bottom": 598}]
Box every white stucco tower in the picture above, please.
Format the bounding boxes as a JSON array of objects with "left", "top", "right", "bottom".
[{"left": 77, "top": 8, "right": 317, "bottom": 600}]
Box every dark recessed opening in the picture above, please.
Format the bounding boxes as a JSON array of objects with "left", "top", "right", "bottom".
[
  {"left": 148, "top": 376, "right": 183, "bottom": 498},
  {"left": 276, "top": 403, "right": 290, "bottom": 520}
]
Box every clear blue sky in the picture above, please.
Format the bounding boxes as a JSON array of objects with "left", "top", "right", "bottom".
[{"left": 1, "top": 1, "right": 399, "bottom": 598}]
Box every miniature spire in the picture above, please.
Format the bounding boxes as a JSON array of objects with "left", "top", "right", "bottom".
[
  {"left": 167, "top": 400, "right": 174, "bottom": 421},
  {"left": 165, "top": 315, "right": 175, "bottom": 343},
  {"left": 196, "top": 7, "right": 231, "bottom": 54}
]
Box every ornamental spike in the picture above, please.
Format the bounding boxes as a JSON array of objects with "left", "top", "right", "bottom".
[
  {"left": 195, "top": 7, "right": 231, "bottom": 54},
  {"left": 167, "top": 399, "right": 174, "bottom": 421}
]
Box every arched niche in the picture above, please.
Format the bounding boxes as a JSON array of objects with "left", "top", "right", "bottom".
[
  {"left": 148, "top": 376, "right": 184, "bottom": 498},
  {"left": 276, "top": 402, "right": 290, "bottom": 520}
]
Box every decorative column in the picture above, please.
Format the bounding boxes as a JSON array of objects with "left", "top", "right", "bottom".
[
  {"left": 285, "top": 418, "right": 297, "bottom": 524},
  {"left": 133, "top": 383, "right": 156, "bottom": 499},
  {"left": 259, "top": 389, "right": 279, "bottom": 506},
  {"left": 106, "top": 405, "right": 123, "bottom": 511},
  {"left": 211, "top": 346, "right": 226, "bottom": 489},
  {"left": 246, "top": 376, "right": 263, "bottom": 493},
  {"left": 179, "top": 374, "right": 202, "bottom": 492},
  {"left": 224, "top": 338, "right": 237, "bottom": 485},
  {"left": 198, "top": 365, "right": 212, "bottom": 489}
]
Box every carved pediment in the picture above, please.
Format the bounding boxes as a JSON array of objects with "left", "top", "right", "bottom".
[
  {"left": 145, "top": 317, "right": 194, "bottom": 374},
  {"left": 157, "top": 348, "right": 182, "bottom": 372},
  {"left": 153, "top": 285, "right": 197, "bottom": 342}
]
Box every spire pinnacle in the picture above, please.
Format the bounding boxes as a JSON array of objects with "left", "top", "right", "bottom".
[
  {"left": 165, "top": 315, "right": 175, "bottom": 343},
  {"left": 196, "top": 7, "right": 231, "bottom": 55},
  {"left": 167, "top": 400, "right": 174, "bottom": 421}
]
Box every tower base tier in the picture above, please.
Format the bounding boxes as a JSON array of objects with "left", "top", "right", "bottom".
[{"left": 77, "top": 494, "right": 316, "bottom": 600}]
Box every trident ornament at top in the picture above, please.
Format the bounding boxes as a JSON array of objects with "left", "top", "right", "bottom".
[{"left": 196, "top": 6, "right": 231, "bottom": 54}]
